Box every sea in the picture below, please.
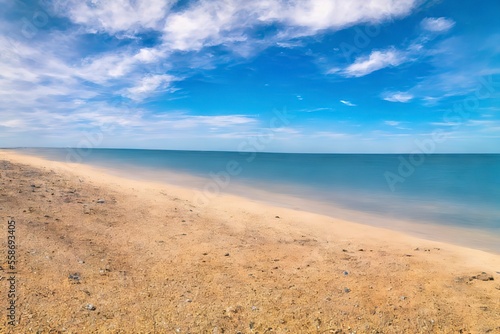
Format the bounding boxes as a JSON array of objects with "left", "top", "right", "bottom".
[{"left": 13, "top": 148, "right": 500, "bottom": 251}]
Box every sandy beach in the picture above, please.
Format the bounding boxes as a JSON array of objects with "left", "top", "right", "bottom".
[{"left": 1, "top": 150, "right": 499, "bottom": 333}]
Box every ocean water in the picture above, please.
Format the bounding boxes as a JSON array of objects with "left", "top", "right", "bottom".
[{"left": 14, "top": 148, "right": 500, "bottom": 239}]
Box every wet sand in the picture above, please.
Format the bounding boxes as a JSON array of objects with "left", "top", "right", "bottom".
[{"left": 1, "top": 150, "right": 499, "bottom": 333}]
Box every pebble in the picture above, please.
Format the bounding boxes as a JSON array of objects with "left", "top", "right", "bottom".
[
  {"left": 224, "top": 253, "right": 230, "bottom": 256},
  {"left": 86, "top": 304, "right": 96, "bottom": 311},
  {"left": 68, "top": 273, "right": 81, "bottom": 283},
  {"left": 343, "top": 271, "right": 349, "bottom": 276},
  {"left": 472, "top": 272, "right": 494, "bottom": 281},
  {"left": 96, "top": 199, "right": 105, "bottom": 204},
  {"left": 275, "top": 216, "right": 280, "bottom": 218},
  {"left": 344, "top": 287, "right": 351, "bottom": 293}
]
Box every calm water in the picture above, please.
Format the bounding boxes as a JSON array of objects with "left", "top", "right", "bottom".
[{"left": 14, "top": 148, "right": 500, "bottom": 235}]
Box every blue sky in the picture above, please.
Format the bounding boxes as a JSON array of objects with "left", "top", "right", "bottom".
[{"left": 1, "top": 0, "right": 499, "bottom": 153}]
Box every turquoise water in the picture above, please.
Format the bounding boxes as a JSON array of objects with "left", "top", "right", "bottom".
[{"left": 14, "top": 148, "right": 500, "bottom": 235}]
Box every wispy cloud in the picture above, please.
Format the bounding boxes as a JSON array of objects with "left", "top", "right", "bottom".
[
  {"left": 340, "top": 100, "right": 357, "bottom": 107},
  {"left": 124, "top": 74, "right": 178, "bottom": 101},
  {"left": 49, "top": 0, "right": 172, "bottom": 35},
  {"left": 300, "top": 107, "right": 334, "bottom": 113},
  {"left": 342, "top": 48, "right": 406, "bottom": 77},
  {"left": 383, "top": 91, "right": 414, "bottom": 103},
  {"left": 421, "top": 17, "right": 455, "bottom": 33}
]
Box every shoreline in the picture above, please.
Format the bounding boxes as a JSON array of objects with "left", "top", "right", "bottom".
[
  {"left": 8, "top": 148, "right": 500, "bottom": 254},
  {"left": 1, "top": 149, "right": 500, "bottom": 331}
]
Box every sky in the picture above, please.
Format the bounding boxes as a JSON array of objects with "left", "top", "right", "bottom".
[{"left": 0, "top": 0, "right": 499, "bottom": 153}]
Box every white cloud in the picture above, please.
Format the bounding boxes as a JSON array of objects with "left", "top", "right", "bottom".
[
  {"left": 124, "top": 74, "right": 177, "bottom": 101},
  {"left": 343, "top": 48, "right": 406, "bottom": 77},
  {"left": 172, "top": 115, "right": 257, "bottom": 128},
  {"left": 340, "top": 100, "right": 356, "bottom": 107},
  {"left": 384, "top": 121, "right": 400, "bottom": 126},
  {"left": 50, "top": 0, "right": 173, "bottom": 34},
  {"left": 421, "top": 17, "right": 455, "bottom": 33},
  {"left": 161, "top": 0, "right": 419, "bottom": 52},
  {"left": 162, "top": 0, "right": 246, "bottom": 51},
  {"left": 430, "top": 122, "right": 461, "bottom": 127},
  {"left": 383, "top": 91, "right": 414, "bottom": 102},
  {"left": 77, "top": 46, "right": 168, "bottom": 84},
  {"left": 314, "top": 131, "right": 351, "bottom": 138},
  {"left": 301, "top": 107, "right": 334, "bottom": 113},
  {"left": 263, "top": 0, "right": 418, "bottom": 31}
]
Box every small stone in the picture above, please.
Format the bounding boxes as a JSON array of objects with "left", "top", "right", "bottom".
[
  {"left": 275, "top": 216, "right": 280, "bottom": 218},
  {"left": 186, "top": 299, "right": 192, "bottom": 303},
  {"left": 344, "top": 287, "right": 351, "bottom": 293},
  {"left": 224, "top": 253, "right": 230, "bottom": 256},
  {"left": 474, "top": 272, "right": 494, "bottom": 281},
  {"left": 96, "top": 199, "right": 105, "bottom": 204},
  {"left": 400, "top": 296, "right": 407, "bottom": 301},
  {"left": 85, "top": 304, "right": 96, "bottom": 311},
  {"left": 343, "top": 271, "right": 349, "bottom": 276},
  {"left": 68, "top": 273, "right": 81, "bottom": 283},
  {"left": 251, "top": 306, "right": 258, "bottom": 311}
]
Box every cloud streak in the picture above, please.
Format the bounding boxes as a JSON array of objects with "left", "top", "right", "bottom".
[
  {"left": 383, "top": 91, "right": 414, "bottom": 103},
  {"left": 421, "top": 17, "right": 455, "bottom": 33},
  {"left": 342, "top": 48, "right": 406, "bottom": 77},
  {"left": 340, "top": 100, "right": 357, "bottom": 107}
]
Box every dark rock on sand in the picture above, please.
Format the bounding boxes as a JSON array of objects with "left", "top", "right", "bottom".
[{"left": 472, "top": 272, "right": 494, "bottom": 281}]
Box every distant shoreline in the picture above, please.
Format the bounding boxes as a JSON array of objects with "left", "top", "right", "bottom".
[{"left": 8, "top": 148, "right": 500, "bottom": 254}]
